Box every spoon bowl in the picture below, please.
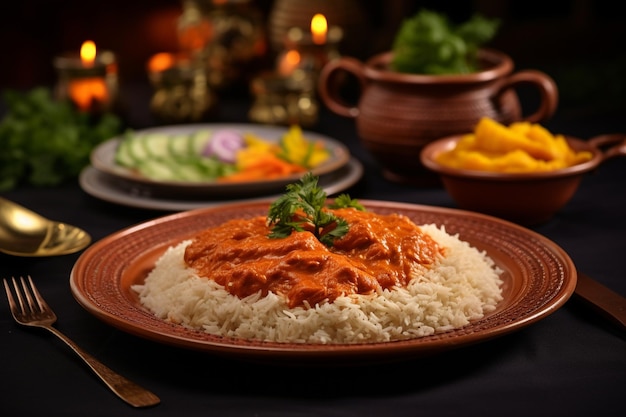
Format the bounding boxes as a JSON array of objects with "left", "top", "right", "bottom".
[{"left": 0, "top": 197, "right": 91, "bottom": 257}]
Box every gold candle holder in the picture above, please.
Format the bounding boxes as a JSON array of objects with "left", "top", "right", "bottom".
[
  {"left": 177, "top": 0, "right": 267, "bottom": 90},
  {"left": 53, "top": 41, "right": 118, "bottom": 114},
  {"left": 147, "top": 52, "right": 216, "bottom": 123},
  {"left": 248, "top": 71, "right": 318, "bottom": 127}
]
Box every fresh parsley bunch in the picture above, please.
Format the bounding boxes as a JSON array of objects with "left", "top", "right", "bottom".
[
  {"left": 0, "top": 87, "right": 122, "bottom": 190},
  {"left": 391, "top": 9, "right": 500, "bottom": 75},
  {"left": 267, "top": 173, "right": 364, "bottom": 247}
]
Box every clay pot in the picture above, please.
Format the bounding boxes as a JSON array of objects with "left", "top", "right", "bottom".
[{"left": 317, "top": 48, "right": 559, "bottom": 184}]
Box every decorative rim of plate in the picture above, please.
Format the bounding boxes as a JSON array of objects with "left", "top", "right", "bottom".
[
  {"left": 90, "top": 124, "right": 351, "bottom": 196},
  {"left": 69, "top": 200, "right": 577, "bottom": 364}
]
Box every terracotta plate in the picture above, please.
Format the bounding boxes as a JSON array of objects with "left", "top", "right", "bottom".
[
  {"left": 70, "top": 201, "right": 577, "bottom": 364},
  {"left": 90, "top": 124, "right": 351, "bottom": 198}
]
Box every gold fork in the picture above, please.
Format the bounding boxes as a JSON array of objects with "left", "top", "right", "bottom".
[{"left": 3, "top": 276, "right": 160, "bottom": 408}]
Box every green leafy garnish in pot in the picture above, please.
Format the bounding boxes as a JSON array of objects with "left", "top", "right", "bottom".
[
  {"left": 267, "top": 173, "right": 364, "bottom": 247},
  {"left": 0, "top": 87, "right": 122, "bottom": 191},
  {"left": 390, "top": 9, "right": 500, "bottom": 75}
]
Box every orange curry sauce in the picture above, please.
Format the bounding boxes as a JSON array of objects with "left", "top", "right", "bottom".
[{"left": 184, "top": 208, "right": 444, "bottom": 308}]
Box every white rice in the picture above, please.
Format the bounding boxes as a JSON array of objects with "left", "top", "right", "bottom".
[{"left": 132, "top": 224, "right": 503, "bottom": 344}]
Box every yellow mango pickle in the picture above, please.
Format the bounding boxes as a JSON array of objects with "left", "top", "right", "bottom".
[
  {"left": 434, "top": 118, "right": 593, "bottom": 173},
  {"left": 474, "top": 117, "right": 557, "bottom": 160},
  {"left": 508, "top": 121, "right": 532, "bottom": 136}
]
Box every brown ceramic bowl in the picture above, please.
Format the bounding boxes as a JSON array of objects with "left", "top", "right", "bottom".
[{"left": 420, "top": 133, "right": 625, "bottom": 225}]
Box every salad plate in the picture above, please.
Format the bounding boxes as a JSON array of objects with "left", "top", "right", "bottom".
[
  {"left": 90, "top": 123, "right": 351, "bottom": 198},
  {"left": 70, "top": 200, "right": 576, "bottom": 364},
  {"left": 79, "top": 158, "right": 363, "bottom": 211}
]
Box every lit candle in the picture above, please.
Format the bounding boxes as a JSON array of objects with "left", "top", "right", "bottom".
[
  {"left": 54, "top": 41, "right": 117, "bottom": 113},
  {"left": 275, "top": 14, "right": 342, "bottom": 79},
  {"left": 310, "top": 14, "right": 327, "bottom": 45},
  {"left": 67, "top": 41, "right": 108, "bottom": 111}
]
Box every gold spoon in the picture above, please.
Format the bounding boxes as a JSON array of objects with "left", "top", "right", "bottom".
[{"left": 0, "top": 197, "right": 91, "bottom": 257}]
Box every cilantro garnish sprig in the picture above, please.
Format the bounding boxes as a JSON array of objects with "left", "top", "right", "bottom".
[{"left": 267, "top": 173, "right": 364, "bottom": 247}]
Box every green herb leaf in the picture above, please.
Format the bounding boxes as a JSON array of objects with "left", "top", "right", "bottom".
[
  {"left": 267, "top": 173, "right": 364, "bottom": 247},
  {"left": 391, "top": 9, "right": 500, "bottom": 75},
  {"left": 0, "top": 87, "right": 122, "bottom": 191},
  {"left": 329, "top": 194, "right": 365, "bottom": 211}
]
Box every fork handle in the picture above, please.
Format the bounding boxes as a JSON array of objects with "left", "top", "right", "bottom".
[{"left": 44, "top": 326, "right": 160, "bottom": 407}]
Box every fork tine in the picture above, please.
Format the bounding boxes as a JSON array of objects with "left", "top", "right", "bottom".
[
  {"left": 10, "top": 277, "right": 29, "bottom": 315},
  {"left": 3, "top": 278, "right": 20, "bottom": 316},
  {"left": 19, "top": 276, "right": 38, "bottom": 313},
  {"left": 23, "top": 275, "right": 48, "bottom": 313}
]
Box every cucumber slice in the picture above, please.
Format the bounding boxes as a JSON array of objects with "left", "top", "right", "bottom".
[
  {"left": 137, "top": 159, "right": 178, "bottom": 181},
  {"left": 189, "top": 130, "right": 211, "bottom": 155},
  {"left": 113, "top": 128, "right": 246, "bottom": 183},
  {"left": 142, "top": 133, "right": 171, "bottom": 159},
  {"left": 114, "top": 138, "right": 135, "bottom": 168},
  {"left": 127, "top": 135, "right": 151, "bottom": 163},
  {"left": 174, "top": 163, "right": 206, "bottom": 181},
  {"left": 168, "top": 134, "right": 193, "bottom": 159}
]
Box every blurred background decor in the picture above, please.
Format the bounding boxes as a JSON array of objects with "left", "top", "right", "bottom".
[
  {"left": 146, "top": 51, "right": 216, "bottom": 122},
  {"left": 2, "top": 1, "right": 623, "bottom": 125},
  {"left": 177, "top": 0, "right": 268, "bottom": 90},
  {"left": 248, "top": 71, "right": 317, "bottom": 127},
  {"left": 275, "top": 17, "right": 343, "bottom": 80},
  {"left": 267, "top": 0, "right": 368, "bottom": 57}
]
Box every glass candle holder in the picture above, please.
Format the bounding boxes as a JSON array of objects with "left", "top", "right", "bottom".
[
  {"left": 53, "top": 48, "right": 118, "bottom": 114},
  {"left": 248, "top": 71, "right": 318, "bottom": 127},
  {"left": 147, "top": 52, "right": 216, "bottom": 123}
]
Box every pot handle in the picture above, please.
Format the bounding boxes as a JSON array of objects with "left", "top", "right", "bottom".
[
  {"left": 317, "top": 57, "right": 367, "bottom": 119},
  {"left": 589, "top": 133, "right": 626, "bottom": 163},
  {"left": 500, "top": 70, "right": 559, "bottom": 123}
]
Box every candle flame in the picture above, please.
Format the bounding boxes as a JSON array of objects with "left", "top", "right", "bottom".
[
  {"left": 80, "top": 40, "right": 97, "bottom": 66},
  {"left": 148, "top": 52, "right": 176, "bottom": 72},
  {"left": 285, "top": 50, "right": 300, "bottom": 66},
  {"left": 311, "top": 14, "right": 327, "bottom": 45},
  {"left": 285, "top": 50, "right": 300, "bottom": 68},
  {"left": 278, "top": 49, "right": 301, "bottom": 76}
]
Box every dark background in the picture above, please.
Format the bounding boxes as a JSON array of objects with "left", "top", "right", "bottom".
[{"left": 1, "top": 0, "right": 624, "bottom": 123}]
